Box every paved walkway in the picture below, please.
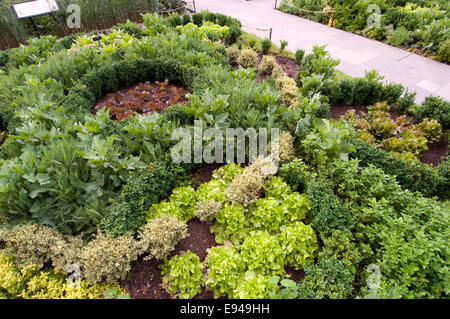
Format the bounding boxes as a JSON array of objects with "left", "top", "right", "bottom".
[{"left": 195, "top": 0, "right": 450, "bottom": 102}]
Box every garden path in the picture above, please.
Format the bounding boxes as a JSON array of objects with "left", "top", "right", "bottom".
[{"left": 195, "top": 0, "right": 450, "bottom": 102}]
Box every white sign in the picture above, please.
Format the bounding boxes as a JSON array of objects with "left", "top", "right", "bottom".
[{"left": 13, "top": 0, "right": 59, "bottom": 19}]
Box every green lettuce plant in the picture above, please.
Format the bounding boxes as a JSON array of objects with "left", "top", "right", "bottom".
[
  {"left": 210, "top": 203, "right": 246, "bottom": 244},
  {"left": 240, "top": 231, "right": 286, "bottom": 275},
  {"left": 278, "top": 222, "right": 319, "bottom": 270},
  {"left": 204, "top": 246, "right": 246, "bottom": 298},
  {"left": 159, "top": 251, "right": 203, "bottom": 299}
]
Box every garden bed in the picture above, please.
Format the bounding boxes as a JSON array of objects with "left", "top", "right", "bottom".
[
  {"left": 93, "top": 80, "right": 189, "bottom": 120},
  {"left": 0, "top": 10, "right": 448, "bottom": 301},
  {"left": 123, "top": 219, "right": 217, "bottom": 299}
]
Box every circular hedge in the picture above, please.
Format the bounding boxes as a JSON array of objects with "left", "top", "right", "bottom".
[{"left": 63, "top": 58, "right": 199, "bottom": 117}]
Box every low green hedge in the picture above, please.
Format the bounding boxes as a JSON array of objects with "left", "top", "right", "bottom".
[
  {"left": 350, "top": 139, "right": 448, "bottom": 199},
  {"left": 63, "top": 58, "right": 198, "bottom": 117}
]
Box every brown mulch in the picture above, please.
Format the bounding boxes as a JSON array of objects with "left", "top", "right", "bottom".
[
  {"left": 255, "top": 53, "right": 299, "bottom": 82},
  {"left": 420, "top": 135, "right": 449, "bottom": 166},
  {"left": 274, "top": 55, "right": 299, "bottom": 78},
  {"left": 285, "top": 266, "right": 306, "bottom": 283},
  {"left": 330, "top": 103, "right": 404, "bottom": 121},
  {"left": 122, "top": 219, "right": 218, "bottom": 299},
  {"left": 191, "top": 163, "right": 224, "bottom": 189}
]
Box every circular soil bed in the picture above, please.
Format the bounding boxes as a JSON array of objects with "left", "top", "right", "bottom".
[{"left": 93, "top": 80, "right": 189, "bottom": 121}]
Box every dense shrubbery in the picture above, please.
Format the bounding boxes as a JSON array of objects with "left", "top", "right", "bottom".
[
  {"left": 415, "top": 96, "right": 450, "bottom": 130},
  {"left": 325, "top": 70, "right": 415, "bottom": 110},
  {"left": 0, "top": 253, "right": 128, "bottom": 299},
  {"left": 350, "top": 139, "right": 448, "bottom": 198},
  {"left": 101, "top": 162, "right": 181, "bottom": 237}
]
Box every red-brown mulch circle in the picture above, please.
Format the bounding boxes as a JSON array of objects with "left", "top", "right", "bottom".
[
  {"left": 92, "top": 80, "right": 189, "bottom": 121},
  {"left": 122, "top": 219, "right": 218, "bottom": 299}
]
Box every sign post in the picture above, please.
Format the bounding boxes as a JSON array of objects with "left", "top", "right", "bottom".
[{"left": 12, "top": 0, "right": 60, "bottom": 36}]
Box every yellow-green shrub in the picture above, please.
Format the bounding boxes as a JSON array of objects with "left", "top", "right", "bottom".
[
  {"left": 278, "top": 131, "right": 295, "bottom": 163},
  {"left": 258, "top": 55, "right": 277, "bottom": 75},
  {"left": 196, "top": 200, "right": 222, "bottom": 223},
  {"left": 0, "top": 224, "right": 66, "bottom": 270},
  {"left": 138, "top": 216, "right": 188, "bottom": 260},
  {"left": 237, "top": 48, "right": 258, "bottom": 68},
  {"left": 80, "top": 232, "right": 141, "bottom": 284},
  {"left": 0, "top": 253, "right": 128, "bottom": 299},
  {"left": 226, "top": 46, "right": 240, "bottom": 65},
  {"left": 271, "top": 64, "right": 284, "bottom": 78},
  {"left": 225, "top": 156, "right": 278, "bottom": 208},
  {"left": 275, "top": 75, "right": 298, "bottom": 107}
]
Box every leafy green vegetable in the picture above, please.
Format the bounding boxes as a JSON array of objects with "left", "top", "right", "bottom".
[{"left": 159, "top": 251, "right": 204, "bottom": 299}]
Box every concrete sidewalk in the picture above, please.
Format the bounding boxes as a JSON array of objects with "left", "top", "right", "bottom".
[{"left": 195, "top": 0, "right": 450, "bottom": 102}]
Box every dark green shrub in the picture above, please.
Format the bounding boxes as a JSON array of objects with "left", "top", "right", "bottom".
[
  {"left": 279, "top": 40, "right": 288, "bottom": 53},
  {"left": 350, "top": 139, "right": 447, "bottom": 199},
  {"left": 182, "top": 14, "right": 191, "bottom": 25},
  {"left": 102, "top": 162, "right": 177, "bottom": 237},
  {"left": 381, "top": 82, "right": 404, "bottom": 105},
  {"left": 367, "top": 27, "right": 386, "bottom": 40},
  {"left": 0, "top": 50, "right": 9, "bottom": 69},
  {"left": 191, "top": 12, "right": 203, "bottom": 26},
  {"left": 395, "top": 89, "right": 416, "bottom": 112},
  {"left": 261, "top": 38, "right": 272, "bottom": 54},
  {"left": 298, "top": 255, "right": 354, "bottom": 299},
  {"left": 225, "top": 26, "right": 242, "bottom": 45},
  {"left": 327, "top": 73, "right": 406, "bottom": 107},
  {"left": 55, "top": 33, "right": 79, "bottom": 50},
  {"left": 203, "top": 11, "right": 217, "bottom": 23},
  {"left": 161, "top": 104, "right": 193, "bottom": 126},
  {"left": 216, "top": 13, "right": 228, "bottom": 26},
  {"left": 437, "top": 39, "right": 450, "bottom": 64},
  {"left": 321, "top": 230, "right": 362, "bottom": 276},
  {"left": 295, "top": 49, "right": 305, "bottom": 64},
  {"left": 436, "top": 155, "right": 449, "bottom": 199},
  {"left": 329, "top": 78, "right": 354, "bottom": 104},
  {"left": 416, "top": 96, "right": 450, "bottom": 130},
  {"left": 166, "top": 13, "right": 183, "bottom": 27},
  {"left": 351, "top": 77, "right": 384, "bottom": 105},
  {"left": 306, "top": 176, "right": 354, "bottom": 237},
  {"left": 313, "top": 102, "right": 330, "bottom": 118},
  {"left": 278, "top": 158, "right": 311, "bottom": 193}
]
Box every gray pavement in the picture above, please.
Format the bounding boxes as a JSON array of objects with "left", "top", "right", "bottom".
[{"left": 195, "top": 0, "right": 450, "bottom": 102}]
